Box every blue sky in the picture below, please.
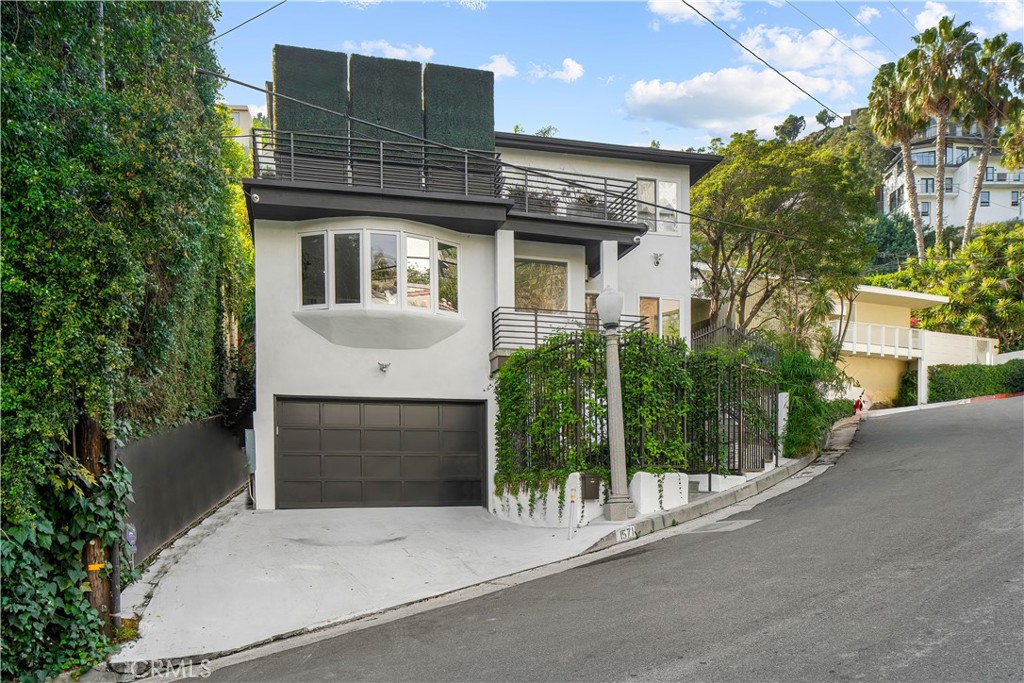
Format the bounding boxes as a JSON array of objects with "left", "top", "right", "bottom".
[{"left": 213, "top": 0, "right": 1024, "bottom": 149}]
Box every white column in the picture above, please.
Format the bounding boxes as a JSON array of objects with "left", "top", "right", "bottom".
[
  {"left": 917, "top": 357, "right": 929, "bottom": 406},
  {"left": 495, "top": 229, "right": 515, "bottom": 309},
  {"left": 600, "top": 240, "right": 619, "bottom": 292}
]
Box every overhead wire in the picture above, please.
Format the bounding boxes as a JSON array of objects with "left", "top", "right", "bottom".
[
  {"left": 678, "top": 0, "right": 843, "bottom": 121},
  {"left": 887, "top": 1, "right": 919, "bottom": 32},
  {"left": 192, "top": 0, "right": 288, "bottom": 49},
  {"left": 834, "top": 1, "right": 901, "bottom": 59},
  {"left": 783, "top": 0, "right": 881, "bottom": 71},
  {"left": 196, "top": 67, "right": 815, "bottom": 244}
]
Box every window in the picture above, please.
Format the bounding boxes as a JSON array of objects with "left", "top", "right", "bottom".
[
  {"left": 921, "top": 178, "right": 934, "bottom": 193},
  {"left": 299, "top": 229, "right": 459, "bottom": 314},
  {"left": 981, "top": 191, "right": 990, "bottom": 207},
  {"left": 637, "top": 178, "right": 680, "bottom": 234},
  {"left": 919, "top": 201, "right": 930, "bottom": 217},
  {"left": 985, "top": 166, "right": 995, "bottom": 181},
  {"left": 639, "top": 296, "right": 680, "bottom": 340},
  {"left": 911, "top": 151, "right": 935, "bottom": 167},
  {"left": 1012, "top": 191, "right": 1019, "bottom": 207},
  {"left": 301, "top": 234, "right": 326, "bottom": 306},
  {"left": 944, "top": 177, "right": 954, "bottom": 192},
  {"left": 514, "top": 260, "right": 567, "bottom": 311}
]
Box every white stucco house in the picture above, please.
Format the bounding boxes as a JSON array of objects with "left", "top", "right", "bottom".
[
  {"left": 882, "top": 120, "right": 1023, "bottom": 228},
  {"left": 243, "top": 46, "right": 721, "bottom": 511}
]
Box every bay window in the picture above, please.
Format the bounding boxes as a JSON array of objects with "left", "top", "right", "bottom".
[{"left": 299, "top": 229, "right": 459, "bottom": 314}]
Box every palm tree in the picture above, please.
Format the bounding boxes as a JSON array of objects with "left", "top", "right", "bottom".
[
  {"left": 998, "top": 100, "right": 1024, "bottom": 171},
  {"left": 904, "top": 17, "right": 979, "bottom": 239},
  {"left": 869, "top": 61, "right": 929, "bottom": 260},
  {"left": 960, "top": 34, "right": 1024, "bottom": 246}
]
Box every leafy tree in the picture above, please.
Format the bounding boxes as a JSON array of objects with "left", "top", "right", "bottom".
[
  {"left": 862, "top": 213, "right": 918, "bottom": 271},
  {"left": 998, "top": 100, "right": 1024, "bottom": 170},
  {"left": 774, "top": 114, "right": 806, "bottom": 142},
  {"left": 815, "top": 108, "right": 837, "bottom": 129},
  {"left": 868, "top": 221, "right": 1024, "bottom": 351},
  {"left": 690, "top": 131, "right": 874, "bottom": 333},
  {"left": 650, "top": 139, "right": 661, "bottom": 149},
  {"left": 959, "top": 34, "right": 1024, "bottom": 246},
  {"left": 534, "top": 125, "right": 559, "bottom": 138},
  {"left": 904, "top": 16, "right": 979, "bottom": 235},
  {"left": 869, "top": 60, "right": 930, "bottom": 260}
]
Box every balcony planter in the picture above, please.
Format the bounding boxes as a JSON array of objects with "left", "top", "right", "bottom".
[
  {"left": 504, "top": 184, "right": 559, "bottom": 214},
  {"left": 571, "top": 192, "right": 609, "bottom": 221}
]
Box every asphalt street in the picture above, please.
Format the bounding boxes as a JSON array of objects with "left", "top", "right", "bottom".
[{"left": 210, "top": 398, "right": 1024, "bottom": 682}]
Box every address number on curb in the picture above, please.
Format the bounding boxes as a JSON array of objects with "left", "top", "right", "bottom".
[{"left": 616, "top": 526, "right": 637, "bottom": 542}]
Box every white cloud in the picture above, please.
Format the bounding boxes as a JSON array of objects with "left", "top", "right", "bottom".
[
  {"left": 479, "top": 54, "right": 518, "bottom": 80},
  {"left": 250, "top": 104, "right": 268, "bottom": 118},
  {"left": 647, "top": 0, "right": 743, "bottom": 26},
  {"left": 766, "top": 0, "right": 784, "bottom": 7},
  {"left": 624, "top": 66, "right": 840, "bottom": 136},
  {"left": 458, "top": 0, "right": 487, "bottom": 8},
  {"left": 740, "top": 24, "right": 884, "bottom": 78},
  {"left": 914, "top": 1, "right": 952, "bottom": 31},
  {"left": 340, "top": 39, "right": 434, "bottom": 61},
  {"left": 856, "top": 6, "right": 880, "bottom": 24},
  {"left": 529, "top": 58, "right": 585, "bottom": 83},
  {"left": 551, "top": 58, "right": 585, "bottom": 83},
  {"left": 340, "top": 0, "right": 382, "bottom": 9},
  {"left": 981, "top": 0, "right": 1024, "bottom": 32}
]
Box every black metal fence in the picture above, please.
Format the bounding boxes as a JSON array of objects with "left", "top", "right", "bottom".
[{"left": 494, "top": 328, "right": 779, "bottom": 481}]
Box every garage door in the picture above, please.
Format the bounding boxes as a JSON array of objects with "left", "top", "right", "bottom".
[{"left": 275, "top": 398, "right": 484, "bottom": 508}]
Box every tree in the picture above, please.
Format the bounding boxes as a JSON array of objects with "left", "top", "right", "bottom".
[
  {"left": 774, "top": 114, "right": 806, "bottom": 142},
  {"left": 534, "top": 125, "right": 558, "bottom": 137},
  {"left": 999, "top": 101, "right": 1024, "bottom": 170},
  {"left": 690, "top": 131, "right": 874, "bottom": 334},
  {"left": 868, "top": 220, "right": 1024, "bottom": 352},
  {"left": 816, "top": 108, "right": 837, "bottom": 130},
  {"left": 905, "top": 17, "right": 979, "bottom": 236},
  {"left": 650, "top": 139, "right": 661, "bottom": 149},
  {"left": 959, "top": 34, "right": 1024, "bottom": 247},
  {"left": 868, "top": 60, "right": 929, "bottom": 260}
]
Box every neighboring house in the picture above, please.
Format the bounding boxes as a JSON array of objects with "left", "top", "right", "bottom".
[
  {"left": 882, "top": 120, "right": 1023, "bottom": 228},
  {"left": 227, "top": 104, "right": 254, "bottom": 149},
  {"left": 243, "top": 45, "right": 721, "bottom": 511},
  {"left": 830, "top": 285, "right": 998, "bottom": 406}
]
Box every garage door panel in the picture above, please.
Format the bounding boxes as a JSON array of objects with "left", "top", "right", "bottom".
[
  {"left": 323, "top": 455, "right": 360, "bottom": 478},
  {"left": 441, "top": 455, "right": 480, "bottom": 478},
  {"left": 323, "top": 429, "right": 361, "bottom": 451},
  {"left": 364, "top": 404, "right": 401, "bottom": 426},
  {"left": 323, "top": 481, "right": 363, "bottom": 503},
  {"left": 364, "top": 455, "right": 402, "bottom": 478},
  {"left": 403, "top": 404, "right": 440, "bottom": 427},
  {"left": 322, "top": 403, "right": 360, "bottom": 426},
  {"left": 363, "top": 430, "right": 402, "bottom": 451},
  {"left": 275, "top": 399, "right": 483, "bottom": 508},
  {"left": 442, "top": 431, "right": 479, "bottom": 453},
  {"left": 278, "top": 402, "right": 321, "bottom": 426},
  {"left": 403, "top": 430, "right": 440, "bottom": 452},
  {"left": 279, "top": 429, "right": 321, "bottom": 451},
  {"left": 403, "top": 455, "right": 440, "bottom": 479}
]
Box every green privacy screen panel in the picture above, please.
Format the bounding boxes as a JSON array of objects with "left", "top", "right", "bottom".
[
  {"left": 423, "top": 64, "right": 494, "bottom": 152},
  {"left": 272, "top": 45, "right": 348, "bottom": 137},
  {"left": 349, "top": 54, "right": 423, "bottom": 142}
]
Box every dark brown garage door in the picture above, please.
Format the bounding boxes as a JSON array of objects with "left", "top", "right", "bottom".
[{"left": 275, "top": 398, "right": 484, "bottom": 508}]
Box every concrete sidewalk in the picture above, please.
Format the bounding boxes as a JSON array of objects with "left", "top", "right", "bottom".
[{"left": 106, "top": 415, "right": 862, "bottom": 674}]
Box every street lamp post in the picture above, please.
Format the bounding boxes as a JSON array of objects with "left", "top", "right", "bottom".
[{"left": 596, "top": 287, "right": 636, "bottom": 521}]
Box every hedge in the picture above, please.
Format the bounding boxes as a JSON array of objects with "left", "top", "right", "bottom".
[{"left": 896, "top": 360, "right": 1024, "bottom": 405}]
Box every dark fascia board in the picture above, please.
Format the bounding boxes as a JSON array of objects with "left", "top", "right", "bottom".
[
  {"left": 495, "top": 132, "right": 723, "bottom": 183},
  {"left": 244, "top": 179, "right": 512, "bottom": 234},
  {"left": 503, "top": 212, "right": 646, "bottom": 277}
]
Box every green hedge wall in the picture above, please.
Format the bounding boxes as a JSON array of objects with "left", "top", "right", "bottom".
[
  {"left": 349, "top": 54, "right": 423, "bottom": 143},
  {"left": 272, "top": 44, "right": 347, "bottom": 136},
  {"left": 897, "top": 360, "right": 1024, "bottom": 405},
  {"left": 423, "top": 63, "right": 495, "bottom": 151}
]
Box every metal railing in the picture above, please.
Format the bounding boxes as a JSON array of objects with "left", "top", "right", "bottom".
[
  {"left": 831, "top": 320, "right": 922, "bottom": 358},
  {"left": 500, "top": 167, "right": 638, "bottom": 223},
  {"left": 491, "top": 307, "right": 646, "bottom": 351},
  {"left": 916, "top": 181, "right": 959, "bottom": 195},
  {"left": 251, "top": 129, "right": 503, "bottom": 196},
  {"left": 251, "top": 129, "right": 642, "bottom": 224}
]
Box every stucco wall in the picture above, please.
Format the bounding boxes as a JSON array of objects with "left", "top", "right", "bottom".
[
  {"left": 841, "top": 355, "right": 911, "bottom": 405},
  {"left": 855, "top": 301, "right": 911, "bottom": 327},
  {"left": 923, "top": 329, "right": 997, "bottom": 366}
]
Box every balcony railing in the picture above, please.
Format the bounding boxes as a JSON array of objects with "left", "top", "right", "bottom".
[
  {"left": 251, "top": 129, "right": 641, "bottom": 224},
  {"left": 916, "top": 181, "right": 959, "bottom": 196},
  {"left": 831, "top": 320, "right": 922, "bottom": 359},
  {"left": 500, "top": 167, "right": 638, "bottom": 223},
  {"left": 492, "top": 307, "right": 646, "bottom": 352}
]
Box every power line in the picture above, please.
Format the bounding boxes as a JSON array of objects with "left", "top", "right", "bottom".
[
  {"left": 193, "top": 0, "right": 288, "bottom": 50},
  {"left": 887, "top": 1, "right": 919, "bottom": 33},
  {"left": 834, "top": 1, "right": 901, "bottom": 59},
  {"left": 195, "top": 67, "right": 815, "bottom": 244},
  {"left": 784, "top": 1, "right": 881, "bottom": 72},
  {"left": 678, "top": 0, "right": 843, "bottom": 120}
]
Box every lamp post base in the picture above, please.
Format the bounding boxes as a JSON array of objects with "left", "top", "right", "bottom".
[{"left": 603, "top": 496, "right": 636, "bottom": 521}]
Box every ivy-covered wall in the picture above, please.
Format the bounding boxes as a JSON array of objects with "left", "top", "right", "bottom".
[{"left": 1, "top": 2, "right": 249, "bottom": 678}]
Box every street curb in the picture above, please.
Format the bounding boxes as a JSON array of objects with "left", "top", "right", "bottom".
[
  {"left": 583, "top": 452, "right": 817, "bottom": 554},
  {"left": 863, "top": 391, "right": 1024, "bottom": 420}
]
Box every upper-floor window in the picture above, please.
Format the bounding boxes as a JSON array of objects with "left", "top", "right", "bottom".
[
  {"left": 514, "top": 259, "right": 567, "bottom": 311},
  {"left": 300, "top": 229, "right": 459, "bottom": 314},
  {"left": 945, "top": 177, "right": 954, "bottom": 192},
  {"left": 919, "top": 201, "right": 930, "bottom": 216},
  {"left": 985, "top": 166, "right": 995, "bottom": 181},
  {"left": 1012, "top": 191, "right": 1020, "bottom": 207},
  {"left": 911, "top": 151, "right": 935, "bottom": 167},
  {"left": 637, "top": 178, "right": 680, "bottom": 234},
  {"left": 980, "top": 191, "right": 990, "bottom": 207},
  {"left": 640, "top": 296, "right": 680, "bottom": 340},
  {"left": 921, "top": 178, "right": 934, "bottom": 193}
]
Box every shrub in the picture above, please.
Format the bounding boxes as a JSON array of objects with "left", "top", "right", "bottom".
[
  {"left": 896, "top": 360, "right": 1024, "bottom": 404},
  {"left": 776, "top": 345, "right": 847, "bottom": 457}
]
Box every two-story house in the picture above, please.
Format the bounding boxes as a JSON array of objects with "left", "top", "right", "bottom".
[
  {"left": 243, "top": 45, "right": 720, "bottom": 511},
  {"left": 882, "top": 120, "right": 1023, "bottom": 228}
]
